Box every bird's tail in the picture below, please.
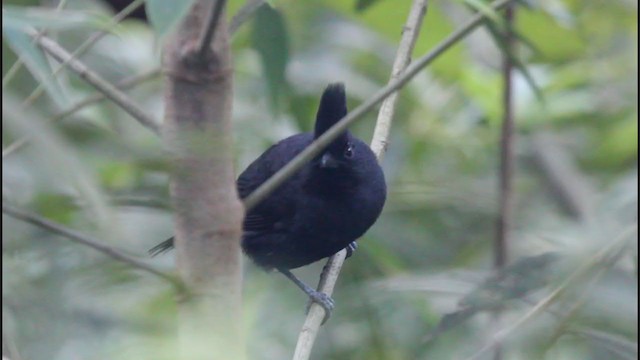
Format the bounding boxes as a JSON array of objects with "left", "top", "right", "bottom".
[{"left": 148, "top": 237, "right": 174, "bottom": 256}]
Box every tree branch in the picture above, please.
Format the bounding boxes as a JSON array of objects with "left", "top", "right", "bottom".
[
  {"left": 369, "top": 0, "right": 428, "bottom": 159},
  {"left": 2, "top": 202, "right": 179, "bottom": 286},
  {"left": 496, "top": 1, "right": 516, "bottom": 270},
  {"left": 292, "top": 0, "right": 429, "bottom": 359},
  {"left": 493, "top": 4, "right": 517, "bottom": 358},
  {"left": 17, "top": 0, "right": 146, "bottom": 115},
  {"left": 4, "top": 0, "right": 266, "bottom": 158},
  {"left": 464, "top": 225, "right": 637, "bottom": 360},
  {"left": 4, "top": 0, "right": 265, "bottom": 157},
  {"left": 28, "top": 29, "right": 161, "bottom": 135},
  {"left": 293, "top": 251, "right": 348, "bottom": 359},
  {"left": 197, "top": 0, "right": 227, "bottom": 60},
  {"left": 529, "top": 132, "right": 595, "bottom": 221},
  {"left": 3, "top": 68, "right": 161, "bottom": 158},
  {"left": 2, "top": 0, "right": 71, "bottom": 90},
  {"left": 243, "top": 0, "right": 514, "bottom": 212},
  {"left": 229, "top": 0, "right": 265, "bottom": 35},
  {"left": 163, "top": 0, "right": 244, "bottom": 358}
]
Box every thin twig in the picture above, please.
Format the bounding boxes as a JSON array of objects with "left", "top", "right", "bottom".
[
  {"left": 292, "top": 0, "right": 429, "bottom": 359},
  {"left": 196, "top": 0, "right": 227, "bottom": 60},
  {"left": 496, "top": 0, "right": 516, "bottom": 271},
  {"left": 164, "top": 0, "right": 243, "bottom": 357},
  {"left": 3, "top": 69, "right": 161, "bottom": 158},
  {"left": 370, "top": 0, "right": 428, "bottom": 159},
  {"left": 18, "top": 0, "right": 146, "bottom": 114},
  {"left": 2, "top": 202, "right": 179, "bottom": 287},
  {"left": 243, "top": 0, "right": 513, "bottom": 212},
  {"left": 2, "top": 330, "right": 23, "bottom": 360},
  {"left": 3, "top": 0, "right": 260, "bottom": 158},
  {"left": 229, "top": 0, "right": 265, "bottom": 35},
  {"left": 529, "top": 132, "right": 595, "bottom": 221},
  {"left": 1, "top": 0, "right": 72, "bottom": 90},
  {"left": 28, "top": 29, "right": 162, "bottom": 135},
  {"left": 292, "top": 251, "right": 348, "bottom": 360},
  {"left": 464, "top": 225, "right": 637, "bottom": 360},
  {"left": 544, "top": 247, "right": 624, "bottom": 352},
  {"left": 2, "top": 58, "right": 25, "bottom": 90},
  {"left": 493, "top": 3, "right": 517, "bottom": 359}
]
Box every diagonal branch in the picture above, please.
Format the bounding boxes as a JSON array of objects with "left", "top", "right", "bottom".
[
  {"left": 293, "top": 0, "right": 429, "bottom": 358},
  {"left": 17, "top": 0, "right": 146, "bottom": 116},
  {"left": 196, "top": 0, "right": 228, "bottom": 60},
  {"left": 369, "top": 0, "right": 428, "bottom": 159},
  {"left": 3, "top": 68, "right": 161, "bottom": 158},
  {"left": 3, "top": 0, "right": 267, "bottom": 158},
  {"left": 493, "top": 4, "right": 517, "bottom": 359},
  {"left": 163, "top": 0, "right": 243, "bottom": 357},
  {"left": 464, "top": 225, "right": 637, "bottom": 360},
  {"left": 244, "top": 0, "right": 514, "bottom": 212},
  {"left": 2, "top": 202, "right": 179, "bottom": 287},
  {"left": 26, "top": 28, "right": 162, "bottom": 135},
  {"left": 229, "top": 0, "right": 265, "bottom": 35}
]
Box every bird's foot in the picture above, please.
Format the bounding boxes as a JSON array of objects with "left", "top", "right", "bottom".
[
  {"left": 306, "top": 290, "right": 335, "bottom": 325},
  {"left": 345, "top": 241, "right": 358, "bottom": 259}
]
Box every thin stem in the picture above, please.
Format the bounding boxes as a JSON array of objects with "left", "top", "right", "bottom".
[
  {"left": 18, "top": 0, "right": 146, "bottom": 113},
  {"left": 29, "top": 29, "right": 161, "bottom": 135},
  {"left": 3, "top": 68, "right": 161, "bottom": 158},
  {"left": 197, "top": 0, "right": 227, "bottom": 60},
  {"left": 494, "top": 4, "right": 516, "bottom": 359},
  {"left": 370, "top": 0, "right": 428, "bottom": 159},
  {"left": 292, "top": 0, "right": 429, "bottom": 359},
  {"left": 496, "top": 2, "right": 516, "bottom": 269},
  {"left": 464, "top": 225, "right": 637, "bottom": 360},
  {"left": 229, "top": 0, "right": 265, "bottom": 35},
  {"left": 2, "top": 59, "right": 25, "bottom": 90},
  {"left": 243, "top": 0, "right": 513, "bottom": 212},
  {"left": 1, "top": 0, "right": 72, "bottom": 90},
  {"left": 4, "top": 0, "right": 262, "bottom": 157},
  {"left": 2, "top": 202, "right": 180, "bottom": 287},
  {"left": 292, "top": 251, "right": 348, "bottom": 360}
]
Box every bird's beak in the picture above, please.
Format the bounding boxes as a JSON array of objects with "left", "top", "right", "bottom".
[{"left": 319, "top": 153, "right": 340, "bottom": 169}]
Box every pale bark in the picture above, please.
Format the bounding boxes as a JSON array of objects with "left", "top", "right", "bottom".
[{"left": 163, "top": 1, "right": 244, "bottom": 359}]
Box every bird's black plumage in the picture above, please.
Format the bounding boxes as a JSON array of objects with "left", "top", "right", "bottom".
[
  {"left": 150, "top": 83, "right": 386, "bottom": 320},
  {"left": 238, "top": 84, "right": 386, "bottom": 269}
]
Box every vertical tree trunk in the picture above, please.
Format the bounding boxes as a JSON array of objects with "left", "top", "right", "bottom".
[{"left": 162, "top": 1, "right": 244, "bottom": 359}]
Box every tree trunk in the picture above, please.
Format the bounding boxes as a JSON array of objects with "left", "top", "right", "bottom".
[{"left": 162, "top": 1, "right": 244, "bottom": 359}]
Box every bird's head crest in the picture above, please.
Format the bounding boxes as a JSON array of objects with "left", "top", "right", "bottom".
[{"left": 314, "top": 83, "right": 348, "bottom": 145}]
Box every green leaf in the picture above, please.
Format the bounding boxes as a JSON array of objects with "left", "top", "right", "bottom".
[
  {"left": 33, "top": 193, "right": 76, "bottom": 224},
  {"left": 354, "top": 0, "right": 383, "bottom": 12},
  {"left": 593, "top": 115, "right": 638, "bottom": 168},
  {"left": 2, "top": 28, "right": 68, "bottom": 107},
  {"left": 2, "top": 93, "right": 114, "bottom": 235},
  {"left": 2, "top": 6, "right": 114, "bottom": 32},
  {"left": 516, "top": 8, "right": 586, "bottom": 62},
  {"left": 145, "top": 0, "right": 197, "bottom": 40},
  {"left": 460, "top": 1, "right": 545, "bottom": 103},
  {"left": 324, "top": 1, "right": 463, "bottom": 79},
  {"left": 252, "top": 4, "right": 289, "bottom": 114}
]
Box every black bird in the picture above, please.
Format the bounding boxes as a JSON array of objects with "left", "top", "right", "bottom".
[{"left": 150, "top": 83, "right": 386, "bottom": 321}]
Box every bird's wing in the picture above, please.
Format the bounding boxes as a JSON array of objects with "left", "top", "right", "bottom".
[{"left": 236, "top": 134, "right": 312, "bottom": 233}]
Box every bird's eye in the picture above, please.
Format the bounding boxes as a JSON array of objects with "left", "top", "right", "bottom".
[{"left": 344, "top": 144, "right": 354, "bottom": 159}]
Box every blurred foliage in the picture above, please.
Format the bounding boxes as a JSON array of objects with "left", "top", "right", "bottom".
[{"left": 2, "top": 0, "right": 637, "bottom": 359}]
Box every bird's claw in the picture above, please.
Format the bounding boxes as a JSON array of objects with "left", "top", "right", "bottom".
[
  {"left": 345, "top": 241, "right": 358, "bottom": 259},
  {"left": 306, "top": 290, "right": 335, "bottom": 325}
]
